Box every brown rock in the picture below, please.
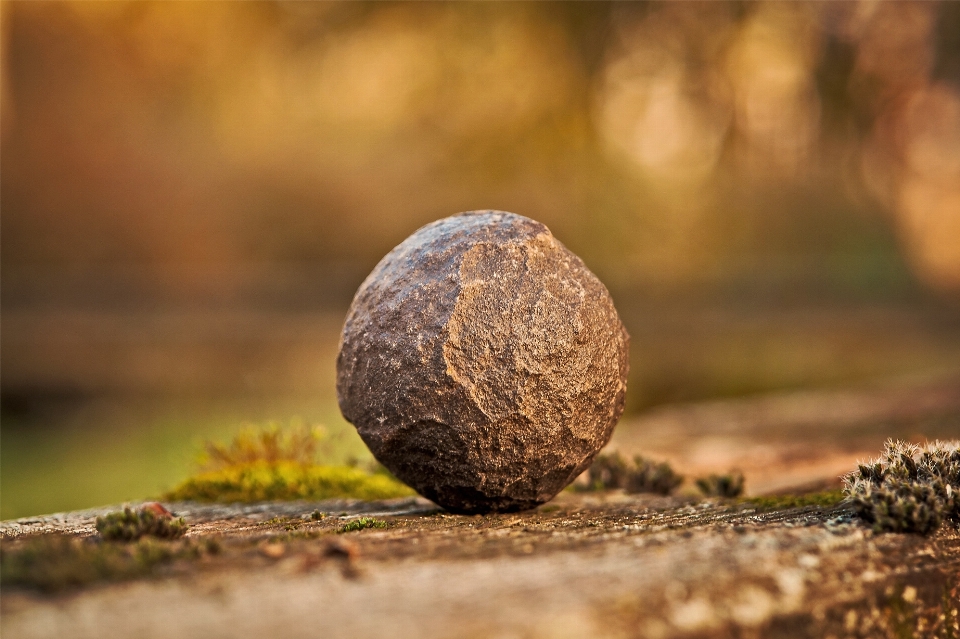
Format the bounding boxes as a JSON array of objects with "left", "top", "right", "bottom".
[{"left": 336, "top": 211, "right": 629, "bottom": 513}]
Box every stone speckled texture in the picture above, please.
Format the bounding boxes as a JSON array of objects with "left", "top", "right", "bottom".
[{"left": 336, "top": 211, "right": 629, "bottom": 513}]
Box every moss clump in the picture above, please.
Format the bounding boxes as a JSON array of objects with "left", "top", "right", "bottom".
[
  {"left": 844, "top": 439, "right": 960, "bottom": 534},
  {"left": 585, "top": 452, "right": 684, "bottom": 495},
  {"left": 337, "top": 517, "right": 388, "bottom": 533},
  {"left": 165, "top": 460, "right": 413, "bottom": 503},
  {"left": 96, "top": 506, "right": 187, "bottom": 541},
  {"left": 745, "top": 489, "right": 845, "bottom": 512},
  {"left": 0, "top": 535, "right": 193, "bottom": 593},
  {"left": 696, "top": 472, "right": 745, "bottom": 498},
  {"left": 163, "top": 422, "right": 414, "bottom": 503}
]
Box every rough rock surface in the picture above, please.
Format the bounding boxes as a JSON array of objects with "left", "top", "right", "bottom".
[{"left": 336, "top": 211, "right": 629, "bottom": 513}]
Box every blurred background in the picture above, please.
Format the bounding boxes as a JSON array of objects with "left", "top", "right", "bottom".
[{"left": 3, "top": 1, "right": 960, "bottom": 519}]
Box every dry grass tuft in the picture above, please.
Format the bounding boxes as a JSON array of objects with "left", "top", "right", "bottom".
[{"left": 198, "top": 421, "right": 326, "bottom": 471}]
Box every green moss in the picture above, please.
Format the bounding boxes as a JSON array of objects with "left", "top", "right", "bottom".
[
  {"left": 163, "top": 422, "right": 415, "bottom": 503},
  {"left": 164, "top": 460, "right": 414, "bottom": 503},
  {"left": 96, "top": 507, "right": 187, "bottom": 541},
  {"left": 260, "top": 516, "right": 291, "bottom": 526},
  {"left": 745, "top": 489, "right": 846, "bottom": 512},
  {"left": 0, "top": 535, "right": 207, "bottom": 593},
  {"left": 337, "top": 517, "right": 388, "bottom": 533}
]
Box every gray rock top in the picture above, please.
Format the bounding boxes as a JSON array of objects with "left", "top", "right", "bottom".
[{"left": 337, "top": 211, "right": 629, "bottom": 513}]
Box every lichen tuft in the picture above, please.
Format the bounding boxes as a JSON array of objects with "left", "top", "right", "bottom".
[
  {"left": 585, "top": 452, "right": 684, "bottom": 495},
  {"left": 843, "top": 439, "right": 960, "bottom": 534},
  {"left": 695, "top": 472, "right": 745, "bottom": 498}
]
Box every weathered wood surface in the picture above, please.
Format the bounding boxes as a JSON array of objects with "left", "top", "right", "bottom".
[{"left": 3, "top": 379, "right": 959, "bottom": 639}]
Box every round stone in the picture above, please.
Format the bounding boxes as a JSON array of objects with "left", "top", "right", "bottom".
[{"left": 336, "top": 211, "right": 629, "bottom": 513}]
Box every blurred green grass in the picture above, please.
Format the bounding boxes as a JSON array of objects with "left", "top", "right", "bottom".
[{"left": 0, "top": 399, "right": 370, "bottom": 520}]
